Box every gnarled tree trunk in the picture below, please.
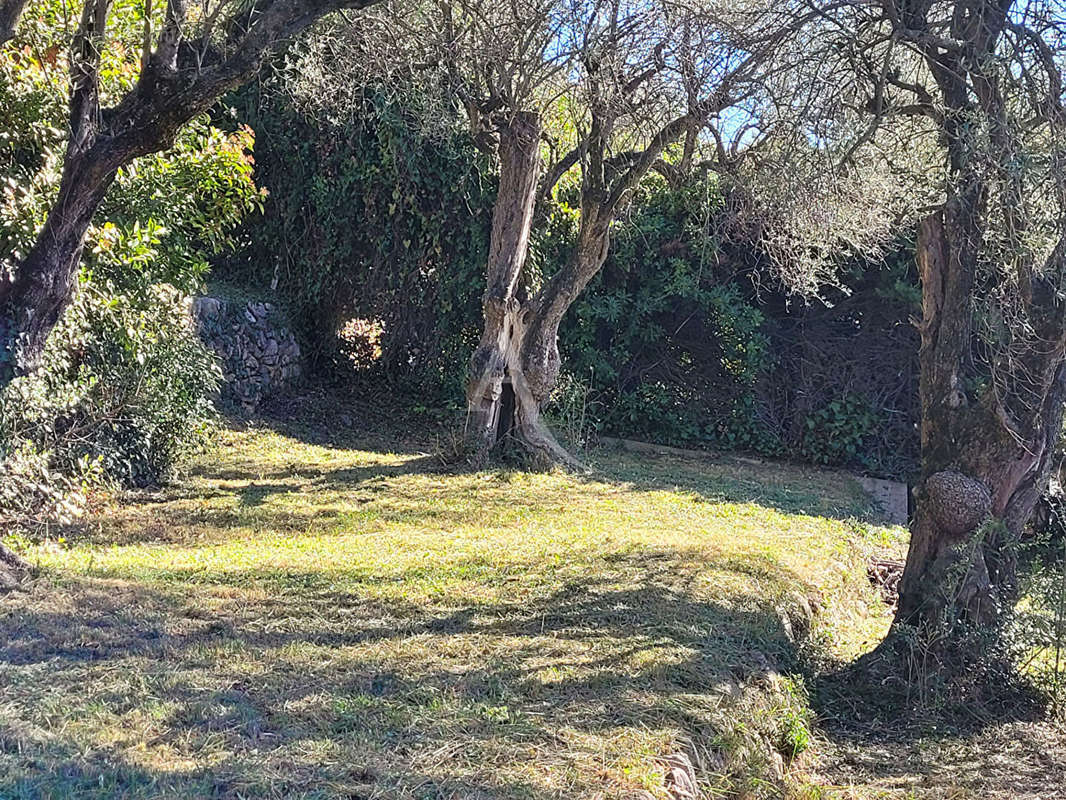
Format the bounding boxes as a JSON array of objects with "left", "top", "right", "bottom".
[
  {"left": 896, "top": 210, "right": 1066, "bottom": 633},
  {"left": 465, "top": 111, "right": 544, "bottom": 461},
  {"left": 510, "top": 208, "right": 612, "bottom": 466},
  {"left": 0, "top": 150, "right": 120, "bottom": 380},
  {"left": 463, "top": 58, "right": 714, "bottom": 466},
  {"left": 464, "top": 118, "right": 615, "bottom": 468}
]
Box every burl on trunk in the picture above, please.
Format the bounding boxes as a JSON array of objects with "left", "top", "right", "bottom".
[{"left": 896, "top": 210, "right": 1066, "bottom": 632}]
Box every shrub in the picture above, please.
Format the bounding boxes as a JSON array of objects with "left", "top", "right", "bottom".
[
  {"left": 557, "top": 175, "right": 918, "bottom": 475},
  {"left": 1015, "top": 513, "right": 1066, "bottom": 713},
  {"left": 0, "top": 443, "right": 102, "bottom": 531},
  {"left": 221, "top": 76, "right": 493, "bottom": 402},
  {"left": 1, "top": 284, "right": 220, "bottom": 489},
  {"left": 799, "top": 394, "right": 877, "bottom": 468},
  {"left": 554, "top": 177, "right": 777, "bottom": 450},
  {"left": 1, "top": 3, "right": 260, "bottom": 525}
]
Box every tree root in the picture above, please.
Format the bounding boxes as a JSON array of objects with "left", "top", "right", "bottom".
[{"left": 515, "top": 423, "right": 588, "bottom": 473}]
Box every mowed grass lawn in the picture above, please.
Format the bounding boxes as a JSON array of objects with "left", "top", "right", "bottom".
[{"left": 0, "top": 426, "right": 905, "bottom": 800}]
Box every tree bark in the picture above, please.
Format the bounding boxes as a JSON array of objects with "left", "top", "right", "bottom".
[
  {"left": 849, "top": 0, "right": 1066, "bottom": 688},
  {"left": 520, "top": 208, "right": 611, "bottom": 408},
  {"left": 510, "top": 210, "right": 612, "bottom": 467},
  {"left": 464, "top": 132, "right": 617, "bottom": 468},
  {"left": 465, "top": 111, "right": 543, "bottom": 462},
  {"left": 464, "top": 101, "right": 706, "bottom": 465},
  {"left": 0, "top": 0, "right": 27, "bottom": 43},
  {"left": 0, "top": 0, "right": 121, "bottom": 382},
  {"left": 0, "top": 150, "right": 120, "bottom": 380},
  {"left": 895, "top": 210, "right": 1066, "bottom": 634},
  {"left": 463, "top": 113, "right": 623, "bottom": 468}
]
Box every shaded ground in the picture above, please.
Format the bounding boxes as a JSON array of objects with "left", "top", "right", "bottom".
[
  {"left": 810, "top": 720, "right": 1066, "bottom": 799},
  {"left": 1, "top": 412, "right": 1063, "bottom": 798}
]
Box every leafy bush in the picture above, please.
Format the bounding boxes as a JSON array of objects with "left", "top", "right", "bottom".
[
  {"left": 553, "top": 175, "right": 918, "bottom": 474},
  {"left": 0, "top": 443, "right": 101, "bottom": 530},
  {"left": 222, "top": 76, "right": 493, "bottom": 401},
  {"left": 91, "top": 121, "right": 263, "bottom": 295},
  {"left": 1016, "top": 508, "right": 1066, "bottom": 712},
  {"left": 2, "top": 284, "right": 221, "bottom": 488},
  {"left": 799, "top": 394, "right": 878, "bottom": 467},
  {"left": 1, "top": 3, "right": 259, "bottom": 524},
  {"left": 559, "top": 177, "right": 782, "bottom": 452}
]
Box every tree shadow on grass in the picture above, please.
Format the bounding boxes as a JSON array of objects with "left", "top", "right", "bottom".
[
  {"left": 242, "top": 384, "right": 449, "bottom": 454},
  {"left": 186, "top": 452, "right": 445, "bottom": 485},
  {"left": 202, "top": 387, "right": 882, "bottom": 526},
  {"left": 61, "top": 435, "right": 877, "bottom": 555},
  {"left": 65, "top": 454, "right": 453, "bottom": 546},
  {"left": 586, "top": 444, "right": 881, "bottom": 524},
  {"left": 0, "top": 550, "right": 810, "bottom": 799},
  {"left": 806, "top": 637, "right": 1063, "bottom": 799},
  {"left": 190, "top": 434, "right": 881, "bottom": 538}
]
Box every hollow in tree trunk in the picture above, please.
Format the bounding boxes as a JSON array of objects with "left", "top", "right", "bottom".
[{"left": 464, "top": 111, "right": 549, "bottom": 463}]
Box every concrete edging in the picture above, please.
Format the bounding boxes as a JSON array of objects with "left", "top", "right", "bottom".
[{"left": 596, "top": 435, "right": 909, "bottom": 525}]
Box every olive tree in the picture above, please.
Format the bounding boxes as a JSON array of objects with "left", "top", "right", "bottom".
[
  {"left": 293, "top": 0, "right": 899, "bottom": 465},
  {"left": 344, "top": 0, "right": 578, "bottom": 462},
  {"left": 824, "top": 0, "right": 1066, "bottom": 653},
  {"left": 0, "top": 0, "right": 384, "bottom": 388},
  {"left": 460, "top": 0, "right": 845, "bottom": 464}
]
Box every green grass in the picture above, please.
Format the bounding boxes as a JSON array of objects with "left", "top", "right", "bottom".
[{"left": 0, "top": 427, "right": 907, "bottom": 799}]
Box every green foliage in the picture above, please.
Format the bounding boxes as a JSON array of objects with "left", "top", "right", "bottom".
[
  {"left": 0, "top": 2, "right": 259, "bottom": 522},
  {"left": 607, "top": 381, "right": 703, "bottom": 444},
  {"left": 222, "top": 80, "right": 494, "bottom": 400},
  {"left": 549, "top": 176, "right": 918, "bottom": 474},
  {"left": 799, "top": 394, "right": 877, "bottom": 467},
  {"left": 229, "top": 77, "right": 918, "bottom": 474},
  {"left": 558, "top": 176, "right": 782, "bottom": 453},
  {"left": 2, "top": 283, "right": 221, "bottom": 489},
  {"left": 91, "top": 122, "right": 264, "bottom": 295},
  {"left": 0, "top": 442, "right": 102, "bottom": 529},
  {"left": 544, "top": 371, "right": 600, "bottom": 454},
  {"left": 774, "top": 678, "right": 813, "bottom": 762},
  {"left": 1, "top": 0, "right": 184, "bottom": 281},
  {"left": 1, "top": 117, "right": 257, "bottom": 492}
]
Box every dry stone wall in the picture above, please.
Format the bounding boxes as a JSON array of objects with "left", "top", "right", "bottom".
[{"left": 191, "top": 296, "right": 303, "bottom": 412}]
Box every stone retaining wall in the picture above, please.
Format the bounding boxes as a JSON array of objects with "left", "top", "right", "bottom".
[{"left": 191, "top": 296, "right": 303, "bottom": 412}]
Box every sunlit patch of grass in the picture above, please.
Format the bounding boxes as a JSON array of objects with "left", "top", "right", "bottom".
[{"left": 0, "top": 427, "right": 905, "bottom": 799}]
